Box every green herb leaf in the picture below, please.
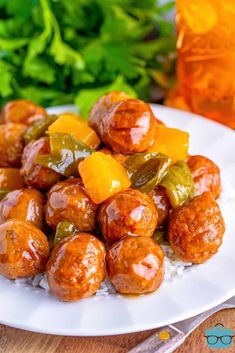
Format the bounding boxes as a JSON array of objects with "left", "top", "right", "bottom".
[
  {"left": 0, "top": 37, "right": 28, "bottom": 50},
  {"left": 0, "top": 0, "right": 175, "bottom": 106},
  {"left": 23, "top": 57, "right": 56, "bottom": 84},
  {"left": 0, "top": 60, "right": 13, "bottom": 97}
]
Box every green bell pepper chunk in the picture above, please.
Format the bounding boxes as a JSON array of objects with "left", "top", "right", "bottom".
[
  {"left": 36, "top": 133, "right": 94, "bottom": 177},
  {"left": 160, "top": 160, "right": 195, "bottom": 208},
  {"left": 124, "top": 152, "right": 172, "bottom": 193},
  {"left": 54, "top": 221, "right": 76, "bottom": 246},
  {"left": 24, "top": 115, "right": 58, "bottom": 144}
]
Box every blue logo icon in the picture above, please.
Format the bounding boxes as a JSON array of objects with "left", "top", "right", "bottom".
[{"left": 205, "top": 323, "right": 234, "bottom": 349}]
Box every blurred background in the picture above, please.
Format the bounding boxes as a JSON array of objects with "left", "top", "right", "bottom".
[
  {"left": 1, "top": 0, "right": 235, "bottom": 127},
  {"left": 0, "top": 0, "right": 175, "bottom": 117}
]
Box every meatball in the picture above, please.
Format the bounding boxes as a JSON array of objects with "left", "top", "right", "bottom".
[
  {"left": 98, "top": 189, "right": 157, "bottom": 244},
  {"left": 46, "top": 233, "right": 105, "bottom": 301},
  {"left": 0, "top": 123, "right": 26, "bottom": 167},
  {"left": 89, "top": 91, "right": 130, "bottom": 134},
  {"left": 168, "top": 192, "right": 225, "bottom": 264},
  {"left": 187, "top": 155, "right": 221, "bottom": 199},
  {"left": 100, "top": 147, "right": 128, "bottom": 164},
  {"left": 46, "top": 178, "right": 98, "bottom": 231},
  {"left": 21, "top": 137, "right": 62, "bottom": 190},
  {"left": 0, "top": 219, "right": 49, "bottom": 279},
  {"left": 0, "top": 168, "right": 24, "bottom": 190},
  {"left": 1, "top": 99, "right": 46, "bottom": 126},
  {"left": 106, "top": 236, "right": 164, "bottom": 295},
  {"left": 0, "top": 188, "right": 45, "bottom": 229},
  {"left": 148, "top": 186, "right": 171, "bottom": 227},
  {"left": 100, "top": 99, "right": 158, "bottom": 154}
]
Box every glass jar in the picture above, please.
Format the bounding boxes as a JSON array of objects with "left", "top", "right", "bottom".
[{"left": 176, "top": 0, "right": 235, "bottom": 128}]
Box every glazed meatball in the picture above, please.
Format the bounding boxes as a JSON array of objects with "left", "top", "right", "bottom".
[
  {"left": 187, "top": 155, "right": 221, "bottom": 199},
  {"left": 1, "top": 99, "right": 46, "bottom": 126},
  {"left": 89, "top": 91, "right": 130, "bottom": 134},
  {"left": 98, "top": 189, "right": 158, "bottom": 244},
  {"left": 46, "top": 178, "right": 98, "bottom": 231},
  {"left": 100, "top": 99, "right": 158, "bottom": 154},
  {"left": 100, "top": 147, "right": 128, "bottom": 164},
  {"left": 0, "top": 219, "right": 49, "bottom": 279},
  {"left": 148, "top": 186, "right": 171, "bottom": 227},
  {"left": 0, "top": 123, "right": 26, "bottom": 167},
  {"left": 0, "top": 168, "right": 24, "bottom": 190},
  {"left": 106, "top": 236, "right": 164, "bottom": 295},
  {"left": 46, "top": 233, "right": 105, "bottom": 301},
  {"left": 21, "top": 137, "right": 62, "bottom": 190},
  {"left": 168, "top": 192, "right": 225, "bottom": 264},
  {"left": 0, "top": 188, "right": 45, "bottom": 229}
]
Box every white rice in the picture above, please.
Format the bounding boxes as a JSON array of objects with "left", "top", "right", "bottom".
[
  {"left": 162, "top": 245, "right": 193, "bottom": 281},
  {"left": 13, "top": 245, "right": 193, "bottom": 295}
]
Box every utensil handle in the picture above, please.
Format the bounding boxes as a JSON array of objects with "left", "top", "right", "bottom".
[{"left": 128, "top": 325, "right": 185, "bottom": 353}]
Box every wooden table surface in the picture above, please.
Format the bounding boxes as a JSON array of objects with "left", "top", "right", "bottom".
[{"left": 0, "top": 309, "right": 234, "bottom": 353}]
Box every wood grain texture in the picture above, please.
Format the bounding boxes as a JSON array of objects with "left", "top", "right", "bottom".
[{"left": 0, "top": 309, "right": 234, "bottom": 353}]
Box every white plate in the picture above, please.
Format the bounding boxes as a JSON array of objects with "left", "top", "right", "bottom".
[{"left": 0, "top": 104, "right": 235, "bottom": 336}]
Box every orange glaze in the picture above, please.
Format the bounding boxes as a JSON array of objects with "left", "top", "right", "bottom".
[
  {"left": 89, "top": 90, "right": 130, "bottom": 134},
  {"left": 148, "top": 186, "right": 171, "bottom": 227},
  {"left": 0, "top": 219, "right": 49, "bottom": 279},
  {"left": 1, "top": 99, "right": 46, "bottom": 126},
  {"left": 46, "top": 233, "right": 106, "bottom": 301},
  {"left": 0, "top": 123, "right": 26, "bottom": 168},
  {"left": 168, "top": 192, "right": 225, "bottom": 264},
  {"left": 98, "top": 189, "right": 157, "bottom": 244},
  {"left": 0, "top": 93, "right": 227, "bottom": 301},
  {"left": 100, "top": 99, "right": 157, "bottom": 154},
  {"left": 187, "top": 155, "right": 221, "bottom": 199},
  {"left": 0, "top": 188, "right": 45, "bottom": 229},
  {"left": 21, "top": 137, "right": 62, "bottom": 190},
  {"left": 46, "top": 178, "right": 98, "bottom": 231},
  {"left": 0, "top": 168, "right": 24, "bottom": 190},
  {"left": 106, "top": 236, "right": 164, "bottom": 295}
]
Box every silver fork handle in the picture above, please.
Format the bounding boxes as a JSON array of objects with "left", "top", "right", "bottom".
[{"left": 128, "top": 325, "right": 185, "bottom": 353}]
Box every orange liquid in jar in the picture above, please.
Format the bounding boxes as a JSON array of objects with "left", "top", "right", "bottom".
[{"left": 176, "top": 0, "right": 235, "bottom": 128}]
